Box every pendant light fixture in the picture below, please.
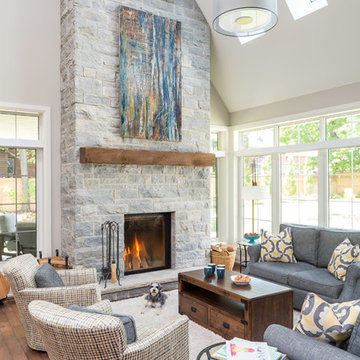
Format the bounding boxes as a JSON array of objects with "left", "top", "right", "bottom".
[{"left": 213, "top": 0, "right": 278, "bottom": 37}]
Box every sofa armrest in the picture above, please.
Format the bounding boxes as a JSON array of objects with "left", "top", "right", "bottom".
[
  {"left": 340, "top": 262, "right": 360, "bottom": 302},
  {"left": 248, "top": 244, "right": 261, "bottom": 263},
  {"left": 122, "top": 316, "right": 189, "bottom": 359},
  {"left": 57, "top": 268, "right": 98, "bottom": 286},
  {"left": 264, "top": 324, "right": 359, "bottom": 360},
  {"left": 19, "top": 283, "right": 101, "bottom": 307}
]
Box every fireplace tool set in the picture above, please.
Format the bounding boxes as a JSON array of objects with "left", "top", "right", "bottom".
[{"left": 99, "top": 221, "right": 121, "bottom": 288}]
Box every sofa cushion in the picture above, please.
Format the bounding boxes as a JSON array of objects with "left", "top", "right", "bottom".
[
  {"left": 68, "top": 305, "right": 137, "bottom": 344},
  {"left": 318, "top": 229, "right": 360, "bottom": 268},
  {"left": 35, "top": 264, "right": 64, "bottom": 288},
  {"left": 280, "top": 223, "right": 320, "bottom": 266},
  {"left": 294, "top": 292, "right": 360, "bottom": 348},
  {"left": 288, "top": 268, "right": 344, "bottom": 299},
  {"left": 247, "top": 261, "right": 316, "bottom": 284}
]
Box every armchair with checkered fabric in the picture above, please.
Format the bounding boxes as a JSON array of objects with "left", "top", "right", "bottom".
[
  {"left": 3, "top": 254, "right": 101, "bottom": 351},
  {"left": 29, "top": 300, "right": 189, "bottom": 360}
]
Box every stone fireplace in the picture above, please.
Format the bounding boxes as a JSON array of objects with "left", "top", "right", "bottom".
[
  {"left": 124, "top": 212, "right": 171, "bottom": 275},
  {"left": 60, "top": 0, "right": 211, "bottom": 276}
]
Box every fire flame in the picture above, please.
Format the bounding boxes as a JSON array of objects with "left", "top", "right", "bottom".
[
  {"left": 124, "top": 233, "right": 148, "bottom": 270},
  {"left": 134, "top": 233, "right": 141, "bottom": 266}
]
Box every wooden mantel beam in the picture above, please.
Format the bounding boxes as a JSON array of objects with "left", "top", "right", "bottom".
[{"left": 80, "top": 147, "right": 215, "bottom": 167}]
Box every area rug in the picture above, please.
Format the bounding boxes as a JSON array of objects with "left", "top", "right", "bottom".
[
  {"left": 111, "top": 290, "right": 300, "bottom": 360},
  {"left": 111, "top": 290, "right": 224, "bottom": 359}
]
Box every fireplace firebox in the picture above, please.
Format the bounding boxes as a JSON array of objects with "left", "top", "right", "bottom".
[{"left": 124, "top": 213, "right": 171, "bottom": 275}]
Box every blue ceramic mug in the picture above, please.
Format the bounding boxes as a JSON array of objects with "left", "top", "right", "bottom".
[
  {"left": 208, "top": 263, "right": 216, "bottom": 274},
  {"left": 217, "top": 267, "right": 225, "bottom": 279},
  {"left": 204, "top": 266, "right": 213, "bottom": 278}
]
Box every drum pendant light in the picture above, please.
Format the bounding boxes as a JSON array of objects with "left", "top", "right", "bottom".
[{"left": 213, "top": 0, "right": 278, "bottom": 37}]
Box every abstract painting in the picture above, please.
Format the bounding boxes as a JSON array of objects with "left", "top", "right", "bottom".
[{"left": 119, "top": 6, "right": 182, "bottom": 142}]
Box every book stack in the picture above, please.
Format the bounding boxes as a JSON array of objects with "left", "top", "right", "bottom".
[{"left": 211, "top": 338, "right": 288, "bottom": 360}]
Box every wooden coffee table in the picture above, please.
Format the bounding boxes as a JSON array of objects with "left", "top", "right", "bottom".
[{"left": 178, "top": 269, "right": 293, "bottom": 341}]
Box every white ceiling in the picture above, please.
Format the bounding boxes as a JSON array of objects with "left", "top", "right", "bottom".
[{"left": 195, "top": 0, "right": 360, "bottom": 113}]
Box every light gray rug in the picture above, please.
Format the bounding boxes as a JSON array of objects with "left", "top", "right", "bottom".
[
  {"left": 112, "top": 290, "right": 224, "bottom": 359},
  {"left": 112, "top": 290, "right": 300, "bottom": 360}
]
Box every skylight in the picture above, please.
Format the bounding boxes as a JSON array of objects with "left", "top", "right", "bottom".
[
  {"left": 285, "top": 0, "right": 328, "bottom": 20},
  {"left": 238, "top": 33, "right": 265, "bottom": 45}
]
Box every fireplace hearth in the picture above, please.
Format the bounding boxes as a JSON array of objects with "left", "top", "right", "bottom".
[{"left": 124, "top": 213, "right": 171, "bottom": 275}]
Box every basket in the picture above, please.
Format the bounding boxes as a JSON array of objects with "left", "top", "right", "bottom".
[{"left": 210, "top": 244, "right": 237, "bottom": 271}]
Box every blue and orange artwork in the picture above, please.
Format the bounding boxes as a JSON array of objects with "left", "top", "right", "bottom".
[{"left": 119, "top": 6, "right": 182, "bottom": 142}]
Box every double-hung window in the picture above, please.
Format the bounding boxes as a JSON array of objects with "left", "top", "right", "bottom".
[{"left": 0, "top": 106, "right": 51, "bottom": 261}]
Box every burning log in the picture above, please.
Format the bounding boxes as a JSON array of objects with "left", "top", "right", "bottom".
[{"left": 140, "top": 256, "right": 149, "bottom": 268}]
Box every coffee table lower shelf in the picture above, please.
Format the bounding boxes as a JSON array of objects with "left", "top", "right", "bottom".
[{"left": 178, "top": 271, "right": 293, "bottom": 341}]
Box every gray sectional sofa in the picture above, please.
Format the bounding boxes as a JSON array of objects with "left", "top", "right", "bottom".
[{"left": 244, "top": 223, "right": 360, "bottom": 309}]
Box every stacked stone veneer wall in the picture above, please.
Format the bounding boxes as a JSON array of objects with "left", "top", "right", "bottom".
[{"left": 60, "top": 0, "right": 211, "bottom": 273}]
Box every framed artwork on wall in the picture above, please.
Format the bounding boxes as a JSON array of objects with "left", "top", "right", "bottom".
[{"left": 119, "top": 6, "right": 182, "bottom": 142}]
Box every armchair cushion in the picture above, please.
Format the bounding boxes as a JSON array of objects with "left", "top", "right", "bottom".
[
  {"left": 35, "top": 264, "right": 64, "bottom": 288},
  {"left": 68, "top": 304, "right": 137, "bottom": 344}
]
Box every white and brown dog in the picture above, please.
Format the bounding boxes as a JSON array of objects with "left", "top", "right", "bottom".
[{"left": 141, "top": 283, "right": 168, "bottom": 315}]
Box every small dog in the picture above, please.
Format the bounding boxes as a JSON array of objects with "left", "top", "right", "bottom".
[{"left": 141, "top": 283, "right": 168, "bottom": 315}]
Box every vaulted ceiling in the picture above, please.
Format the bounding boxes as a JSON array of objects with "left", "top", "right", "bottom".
[{"left": 195, "top": 0, "right": 360, "bottom": 113}]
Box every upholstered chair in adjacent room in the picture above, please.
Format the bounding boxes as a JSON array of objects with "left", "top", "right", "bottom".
[
  {"left": 3, "top": 254, "right": 101, "bottom": 351},
  {"left": 29, "top": 300, "right": 190, "bottom": 360}
]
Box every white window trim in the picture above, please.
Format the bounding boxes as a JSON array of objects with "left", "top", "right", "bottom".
[
  {"left": 210, "top": 126, "right": 229, "bottom": 243},
  {"left": 0, "top": 102, "right": 52, "bottom": 257}
]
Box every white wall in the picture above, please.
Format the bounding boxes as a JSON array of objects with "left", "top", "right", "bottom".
[
  {"left": 230, "top": 82, "right": 360, "bottom": 126},
  {"left": 0, "top": 0, "right": 61, "bottom": 253},
  {"left": 211, "top": 83, "right": 230, "bottom": 126}
]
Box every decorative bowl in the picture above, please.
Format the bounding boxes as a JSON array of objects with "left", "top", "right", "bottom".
[
  {"left": 231, "top": 274, "right": 251, "bottom": 286},
  {"left": 244, "top": 234, "right": 260, "bottom": 242}
]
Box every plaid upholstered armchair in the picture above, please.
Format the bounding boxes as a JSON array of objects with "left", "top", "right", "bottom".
[
  {"left": 3, "top": 254, "right": 101, "bottom": 351},
  {"left": 29, "top": 300, "right": 189, "bottom": 360}
]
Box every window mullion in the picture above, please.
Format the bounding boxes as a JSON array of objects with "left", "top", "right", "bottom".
[
  {"left": 318, "top": 149, "right": 328, "bottom": 227},
  {"left": 272, "top": 153, "right": 281, "bottom": 233}
]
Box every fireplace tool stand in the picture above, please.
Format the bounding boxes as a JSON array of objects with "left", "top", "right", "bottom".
[{"left": 99, "top": 221, "right": 121, "bottom": 288}]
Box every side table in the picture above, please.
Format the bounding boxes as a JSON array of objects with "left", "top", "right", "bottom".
[
  {"left": 237, "top": 239, "right": 260, "bottom": 269},
  {"left": 196, "top": 342, "right": 226, "bottom": 360}
]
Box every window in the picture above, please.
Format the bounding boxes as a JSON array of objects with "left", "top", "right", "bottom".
[
  {"left": 280, "top": 120, "right": 320, "bottom": 146},
  {"left": 286, "top": 0, "right": 328, "bottom": 20},
  {"left": 281, "top": 151, "right": 318, "bottom": 225},
  {"left": 237, "top": 108, "right": 360, "bottom": 237},
  {"left": 0, "top": 112, "right": 39, "bottom": 140},
  {"left": 329, "top": 147, "right": 360, "bottom": 229},
  {"left": 327, "top": 113, "right": 360, "bottom": 140},
  {"left": 242, "top": 156, "right": 272, "bottom": 233},
  {"left": 242, "top": 128, "right": 274, "bottom": 149},
  {"left": 0, "top": 108, "right": 50, "bottom": 261}
]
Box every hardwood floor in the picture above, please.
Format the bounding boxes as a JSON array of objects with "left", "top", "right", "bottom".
[{"left": 0, "top": 298, "right": 49, "bottom": 360}]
